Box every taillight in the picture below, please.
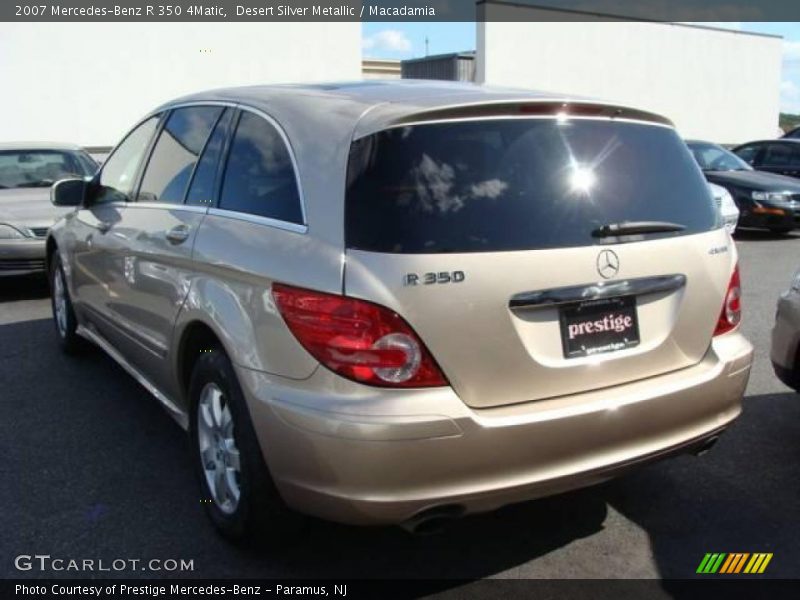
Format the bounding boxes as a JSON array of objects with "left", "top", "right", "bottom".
[
  {"left": 714, "top": 265, "right": 741, "bottom": 336},
  {"left": 271, "top": 283, "right": 448, "bottom": 388}
]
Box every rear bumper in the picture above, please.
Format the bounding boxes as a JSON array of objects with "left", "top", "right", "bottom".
[
  {"left": 0, "top": 239, "right": 46, "bottom": 276},
  {"left": 771, "top": 290, "right": 800, "bottom": 388},
  {"left": 239, "top": 332, "right": 753, "bottom": 526}
]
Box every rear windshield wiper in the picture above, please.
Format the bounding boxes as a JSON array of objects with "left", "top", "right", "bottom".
[{"left": 592, "top": 221, "right": 686, "bottom": 238}]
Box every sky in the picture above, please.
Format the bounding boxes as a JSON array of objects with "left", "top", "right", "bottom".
[{"left": 362, "top": 21, "right": 800, "bottom": 113}]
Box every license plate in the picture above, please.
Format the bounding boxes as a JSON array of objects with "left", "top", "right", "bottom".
[{"left": 559, "top": 296, "right": 640, "bottom": 358}]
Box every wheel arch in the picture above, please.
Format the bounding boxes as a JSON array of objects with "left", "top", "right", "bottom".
[
  {"left": 45, "top": 236, "right": 58, "bottom": 273},
  {"left": 175, "top": 319, "right": 229, "bottom": 404}
]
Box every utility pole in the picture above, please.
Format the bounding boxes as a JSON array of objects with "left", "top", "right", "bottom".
[{"left": 425, "top": 36, "right": 429, "bottom": 56}]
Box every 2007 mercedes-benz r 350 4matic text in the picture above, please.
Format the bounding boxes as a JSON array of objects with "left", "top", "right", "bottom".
[{"left": 46, "top": 81, "right": 753, "bottom": 542}]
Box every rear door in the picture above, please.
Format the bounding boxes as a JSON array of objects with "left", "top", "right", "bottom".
[{"left": 343, "top": 115, "right": 731, "bottom": 408}]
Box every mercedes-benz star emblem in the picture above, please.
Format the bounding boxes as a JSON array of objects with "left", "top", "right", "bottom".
[{"left": 597, "top": 249, "right": 620, "bottom": 279}]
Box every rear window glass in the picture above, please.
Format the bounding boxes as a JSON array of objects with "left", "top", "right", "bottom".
[{"left": 346, "top": 119, "right": 717, "bottom": 254}]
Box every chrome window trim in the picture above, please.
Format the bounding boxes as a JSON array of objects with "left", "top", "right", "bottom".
[
  {"left": 78, "top": 200, "right": 209, "bottom": 216},
  {"left": 153, "top": 100, "right": 309, "bottom": 231},
  {"left": 125, "top": 201, "right": 209, "bottom": 215},
  {"left": 148, "top": 100, "right": 238, "bottom": 114},
  {"left": 79, "top": 200, "right": 126, "bottom": 210},
  {"left": 207, "top": 207, "right": 308, "bottom": 234}
]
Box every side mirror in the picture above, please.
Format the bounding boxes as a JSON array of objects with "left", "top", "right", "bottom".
[{"left": 51, "top": 178, "right": 86, "bottom": 207}]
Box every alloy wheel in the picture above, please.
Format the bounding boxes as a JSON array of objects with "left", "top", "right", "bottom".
[
  {"left": 53, "top": 267, "right": 68, "bottom": 338},
  {"left": 197, "top": 382, "right": 241, "bottom": 514}
]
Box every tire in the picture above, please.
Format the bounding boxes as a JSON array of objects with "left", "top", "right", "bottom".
[
  {"left": 189, "top": 347, "right": 302, "bottom": 545},
  {"left": 49, "top": 253, "right": 83, "bottom": 354}
]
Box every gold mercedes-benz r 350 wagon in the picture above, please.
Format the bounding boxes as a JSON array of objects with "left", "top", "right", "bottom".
[{"left": 46, "top": 81, "right": 753, "bottom": 542}]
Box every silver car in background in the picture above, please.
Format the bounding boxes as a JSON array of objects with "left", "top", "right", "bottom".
[
  {"left": 772, "top": 269, "right": 800, "bottom": 390},
  {"left": 46, "top": 81, "right": 752, "bottom": 543},
  {"left": 0, "top": 143, "right": 97, "bottom": 276}
]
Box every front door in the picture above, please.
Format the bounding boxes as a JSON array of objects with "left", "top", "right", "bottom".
[{"left": 71, "top": 115, "right": 161, "bottom": 344}]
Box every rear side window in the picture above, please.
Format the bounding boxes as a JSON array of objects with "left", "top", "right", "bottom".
[
  {"left": 346, "top": 119, "right": 717, "bottom": 254},
  {"left": 733, "top": 144, "right": 760, "bottom": 165},
  {"left": 138, "top": 106, "right": 223, "bottom": 204},
  {"left": 219, "top": 111, "right": 303, "bottom": 224},
  {"left": 762, "top": 143, "right": 797, "bottom": 167}
]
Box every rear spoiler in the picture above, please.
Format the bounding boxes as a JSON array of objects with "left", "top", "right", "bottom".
[{"left": 353, "top": 100, "right": 674, "bottom": 140}]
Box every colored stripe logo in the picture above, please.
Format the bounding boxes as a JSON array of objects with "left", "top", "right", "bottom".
[{"left": 697, "top": 553, "right": 773, "bottom": 574}]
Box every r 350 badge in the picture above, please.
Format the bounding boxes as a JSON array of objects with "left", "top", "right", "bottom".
[{"left": 404, "top": 271, "right": 466, "bottom": 286}]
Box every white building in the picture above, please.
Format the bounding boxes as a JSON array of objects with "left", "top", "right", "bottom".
[
  {"left": 362, "top": 58, "right": 402, "bottom": 80},
  {"left": 478, "top": 11, "right": 782, "bottom": 144},
  {"left": 0, "top": 18, "right": 783, "bottom": 147},
  {"left": 0, "top": 23, "right": 362, "bottom": 147}
]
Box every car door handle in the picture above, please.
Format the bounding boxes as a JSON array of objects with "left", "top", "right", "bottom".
[{"left": 165, "top": 225, "right": 191, "bottom": 245}]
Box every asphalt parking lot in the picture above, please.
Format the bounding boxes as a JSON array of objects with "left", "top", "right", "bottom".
[{"left": 2, "top": 230, "right": 799, "bottom": 585}]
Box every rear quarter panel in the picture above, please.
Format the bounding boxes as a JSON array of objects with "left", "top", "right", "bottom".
[{"left": 176, "top": 215, "right": 343, "bottom": 382}]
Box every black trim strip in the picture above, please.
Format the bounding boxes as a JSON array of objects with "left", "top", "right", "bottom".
[{"left": 509, "top": 274, "right": 686, "bottom": 309}]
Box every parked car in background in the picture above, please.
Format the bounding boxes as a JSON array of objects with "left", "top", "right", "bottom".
[
  {"left": 708, "top": 182, "right": 739, "bottom": 234},
  {"left": 0, "top": 143, "right": 97, "bottom": 276},
  {"left": 781, "top": 126, "right": 800, "bottom": 140},
  {"left": 689, "top": 140, "right": 800, "bottom": 234},
  {"left": 772, "top": 268, "right": 800, "bottom": 391},
  {"left": 732, "top": 139, "right": 800, "bottom": 179},
  {"left": 46, "top": 82, "right": 752, "bottom": 543},
  {"left": 88, "top": 151, "right": 110, "bottom": 166}
]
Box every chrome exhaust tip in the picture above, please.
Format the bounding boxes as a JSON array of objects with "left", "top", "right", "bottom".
[
  {"left": 401, "top": 505, "right": 465, "bottom": 535},
  {"left": 693, "top": 435, "right": 720, "bottom": 457}
]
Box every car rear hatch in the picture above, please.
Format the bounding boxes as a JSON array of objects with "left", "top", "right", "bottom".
[{"left": 343, "top": 107, "right": 732, "bottom": 408}]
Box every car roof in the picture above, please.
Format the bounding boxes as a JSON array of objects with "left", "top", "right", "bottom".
[
  {"left": 156, "top": 80, "right": 674, "bottom": 141},
  {"left": 0, "top": 141, "right": 85, "bottom": 151},
  {"left": 142, "top": 81, "right": 678, "bottom": 253},
  {"left": 735, "top": 139, "right": 800, "bottom": 146}
]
